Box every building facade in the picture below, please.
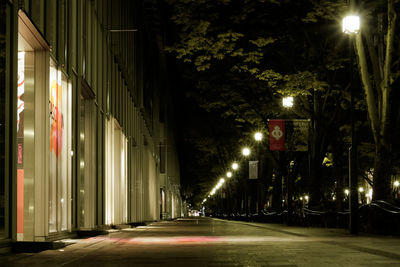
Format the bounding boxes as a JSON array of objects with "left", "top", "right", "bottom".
[{"left": 0, "top": 0, "right": 183, "bottom": 246}]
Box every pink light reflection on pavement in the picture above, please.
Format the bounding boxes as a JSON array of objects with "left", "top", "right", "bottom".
[{"left": 85, "top": 236, "right": 225, "bottom": 245}]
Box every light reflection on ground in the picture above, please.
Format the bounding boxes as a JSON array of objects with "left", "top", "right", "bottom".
[{"left": 85, "top": 235, "right": 298, "bottom": 245}]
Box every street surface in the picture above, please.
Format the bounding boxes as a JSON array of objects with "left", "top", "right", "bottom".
[{"left": 2, "top": 217, "right": 400, "bottom": 266}]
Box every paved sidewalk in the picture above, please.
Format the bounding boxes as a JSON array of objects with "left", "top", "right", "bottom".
[{"left": 2, "top": 217, "right": 400, "bottom": 266}]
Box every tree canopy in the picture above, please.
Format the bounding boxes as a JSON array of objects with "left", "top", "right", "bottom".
[{"left": 166, "top": 0, "right": 400, "bottom": 208}]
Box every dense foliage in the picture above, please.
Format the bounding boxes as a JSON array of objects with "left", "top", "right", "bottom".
[{"left": 165, "top": 0, "right": 400, "bottom": 210}]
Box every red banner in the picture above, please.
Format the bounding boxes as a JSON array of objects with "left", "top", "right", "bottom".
[{"left": 269, "top": 120, "right": 285, "bottom": 151}]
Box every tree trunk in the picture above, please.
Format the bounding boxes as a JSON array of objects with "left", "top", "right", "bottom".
[
  {"left": 309, "top": 127, "right": 324, "bottom": 208},
  {"left": 353, "top": 1, "right": 396, "bottom": 202},
  {"left": 309, "top": 90, "right": 324, "bottom": 208},
  {"left": 332, "top": 139, "right": 345, "bottom": 211},
  {"left": 258, "top": 153, "right": 272, "bottom": 212},
  {"left": 272, "top": 173, "right": 282, "bottom": 211},
  {"left": 373, "top": 140, "right": 392, "bottom": 200}
]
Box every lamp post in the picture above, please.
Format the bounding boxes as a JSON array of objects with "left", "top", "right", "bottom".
[
  {"left": 343, "top": 13, "right": 360, "bottom": 234},
  {"left": 242, "top": 147, "right": 251, "bottom": 216},
  {"left": 254, "top": 132, "right": 263, "bottom": 214},
  {"left": 281, "top": 96, "right": 295, "bottom": 224}
]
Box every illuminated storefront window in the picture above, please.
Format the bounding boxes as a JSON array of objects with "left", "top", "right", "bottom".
[
  {"left": 49, "top": 59, "right": 72, "bottom": 233},
  {"left": 16, "top": 11, "right": 74, "bottom": 240},
  {"left": 17, "top": 33, "right": 35, "bottom": 240},
  {"left": 17, "top": 51, "right": 25, "bottom": 239}
]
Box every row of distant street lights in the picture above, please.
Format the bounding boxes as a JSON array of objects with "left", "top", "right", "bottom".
[
  {"left": 201, "top": 95, "right": 295, "bottom": 205},
  {"left": 201, "top": 131, "right": 266, "bottom": 205}
]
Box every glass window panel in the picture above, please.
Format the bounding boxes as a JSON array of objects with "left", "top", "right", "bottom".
[
  {"left": 49, "top": 60, "right": 58, "bottom": 232},
  {"left": 0, "top": 2, "right": 6, "bottom": 238},
  {"left": 60, "top": 73, "right": 69, "bottom": 231},
  {"left": 78, "top": 95, "right": 85, "bottom": 228},
  {"left": 49, "top": 61, "right": 71, "bottom": 232},
  {"left": 17, "top": 29, "right": 35, "bottom": 239},
  {"left": 46, "top": 0, "right": 57, "bottom": 57}
]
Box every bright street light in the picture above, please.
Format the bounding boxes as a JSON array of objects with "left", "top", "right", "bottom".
[
  {"left": 210, "top": 188, "right": 216, "bottom": 196},
  {"left": 232, "top": 162, "right": 239, "bottom": 170},
  {"left": 242, "top": 147, "right": 250, "bottom": 156},
  {"left": 342, "top": 15, "right": 360, "bottom": 34},
  {"left": 282, "top": 96, "right": 293, "bottom": 108},
  {"left": 254, "top": 132, "right": 263, "bottom": 141},
  {"left": 226, "top": 171, "right": 232, "bottom": 178},
  {"left": 394, "top": 181, "right": 400, "bottom": 188}
]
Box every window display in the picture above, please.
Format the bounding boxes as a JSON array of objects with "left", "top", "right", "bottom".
[{"left": 49, "top": 59, "right": 72, "bottom": 233}]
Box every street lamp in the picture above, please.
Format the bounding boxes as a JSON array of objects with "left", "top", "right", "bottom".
[
  {"left": 342, "top": 15, "right": 360, "bottom": 34},
  {"left": 226, "top": 171, "right": 232, "bottom": 178},
  {"left": 282, "top": 96, "right": 293, "bottom": 108},
  {"left": 254, "top": 132, "right": 263, "bottom": 141},
  {"left": 232, "top": 162, "right": 239, "bottom": 170},
  {"left": 242, "top": 147, "right": 250, "bottom": 156},
  {"left": 343, "top": 13, "right": 360, "bottom": 235}
]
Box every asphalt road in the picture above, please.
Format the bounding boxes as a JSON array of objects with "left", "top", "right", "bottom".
[{"left": 3, "top": 217, "right": 400, "bottom": 266}]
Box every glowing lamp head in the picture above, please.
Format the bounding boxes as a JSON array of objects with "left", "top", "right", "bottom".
[
  {"left": 242, "top": 147, "right": 250, "bottom": 156},
  {"left": 343, "top": 15, "right": 360, "bottom": 34},
  {"left": 226, "top": 171, "right": 232, "bottom": 178},
  {"left": 358, "top": 187, "right": 364, "bottom": 193},
  {"left": 394, "top": 181, "right": 400, "bottom": 188},
  {"left": 344, "top": 189, "right": 350, "bottom": 196},
  {"left": 232, "top": 162, "right": 239, "bottom": 170},
  {"left": 282, "top": 96, "right": 293, "bottom": 108},
  {"left": 254, "top": 132, "right": 263, "bottom": 141}
]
